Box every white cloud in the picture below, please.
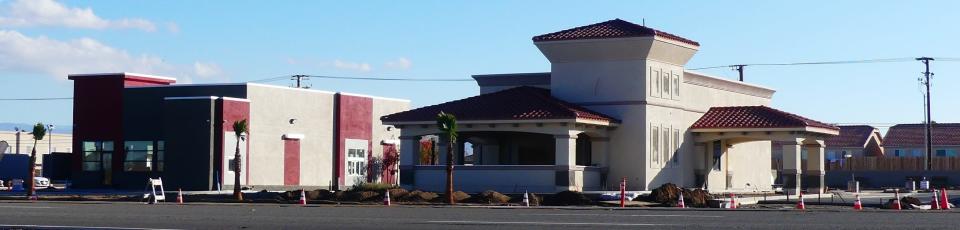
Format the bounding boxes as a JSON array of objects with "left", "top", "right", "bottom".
[
  {"left": 0, "top": 0, "right": 160, "bottom": 32},
  {"left": 384, "top": 57, "right": 412, "bottom": 70},
  {"left": 0, "top": 30, "right": 222, "bottom": 82},
  {"left": 193, "top": 62, "right": 222, "bottom": 78},
  {"left": 333, "top": 59, "right": 372, "bottom": 72}
]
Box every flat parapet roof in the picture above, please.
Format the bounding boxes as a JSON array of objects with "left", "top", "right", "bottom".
[
  {"left": 683, "top": 70, "right": 775, "bottom": 99},
  {"left": 67, "top": 72, "right": 177, "bottom": 83},
  {"left": 472, "top": 72, "right": 550, "bottom": 87}
]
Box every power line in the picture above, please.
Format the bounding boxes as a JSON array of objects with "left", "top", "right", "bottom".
[{"left": 688, "top": 58, "right": 917, "bottom": 70}]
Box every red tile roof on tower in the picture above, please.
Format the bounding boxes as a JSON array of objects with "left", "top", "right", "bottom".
[
  {"left": 532, "top": 19, "right": 700, "bottom": 46},
  {"left": 691, "top": 106, "right": 839, "bottom": 131},
  {"left": 825, "top": 125, "right": 880, "bottom": 148},
  {"left": 381, "top": 86, "right": 618, "bottom": 123},
  {"left": 883, "top": 123, "right": 960, "bottom": 147}
]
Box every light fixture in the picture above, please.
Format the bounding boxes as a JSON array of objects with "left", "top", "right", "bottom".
[{"left": 289, "top": 118, "right": 297, "bottom": 124}]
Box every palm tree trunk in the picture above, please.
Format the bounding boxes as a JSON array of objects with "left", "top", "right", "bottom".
[
  {"left": 26, "top": 139, "right": 37, "bottom": 199},
  {"left": 233, "top": 139, "right": 243, "bottom": 201},
  {"left": 445, "top": 137, "right": 454, "bottom": 204}
]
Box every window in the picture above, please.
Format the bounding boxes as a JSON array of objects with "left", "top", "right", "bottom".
[
  {"left": 712, "top": 140, "right": 722, "bottom": 171},
  {"left": 672, "top": 129, "right": 680, "bottom": 165},
  {"left": 651, "top": 126, "right": 659, "bottom": 168},
  {"left": 894, "top": 149, "right": 903, "bottom": 157},
  {"left": 653, "top": 70, "right": 661, "bottom": 97},
  {"left": 936, "top": 149, "right": 957, "bottom": 157},
  {"left": 157, "top": 141, "right": 165, "bottom": 171},
  {"left": 662, "top": 127, "right": 669, "bottom": 168},
  {"left": 124, "top": 141, "right": 154, "bottom": 172},
  {"left": 911, "top": 149, "right": 923, "bottom": 157},
  {"left": 82, "top": 141, "right": 113, "bottom": 172},
  {"left": 673, "top": 73, "right": 680, "bottom": 98},
  {"left": 662, "top": 71, "right": 670, "bottom": 95}
]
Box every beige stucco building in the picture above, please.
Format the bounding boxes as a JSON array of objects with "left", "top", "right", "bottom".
[{"left": 383, "top": 19, "right": 838, "bottom": 194}]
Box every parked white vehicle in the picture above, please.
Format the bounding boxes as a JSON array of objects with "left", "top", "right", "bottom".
[{"left": 33, "top": 177, "right": 51, "bottom": 189}]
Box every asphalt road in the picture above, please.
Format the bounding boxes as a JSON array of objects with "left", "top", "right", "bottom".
[{"left": 0, "top": 201, "right": 958, "bottom": 229}]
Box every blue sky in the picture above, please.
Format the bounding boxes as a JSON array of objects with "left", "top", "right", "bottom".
[{"left": 1, "top": 0, "right": 958, "bottom": 132}]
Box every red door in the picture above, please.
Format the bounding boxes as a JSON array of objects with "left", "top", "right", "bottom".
[
  {"left": 284, "top": 139, "right": 300, "bottom": 186},
  {"left": 381, "top": 144, "right": 398, "bottom": 185}
]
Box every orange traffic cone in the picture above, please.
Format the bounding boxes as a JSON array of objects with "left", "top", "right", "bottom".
[
  {"left": 177, "top": 189, "right": 184, "bottom": 204},
  {"left": 383, "top": 190, "right": 391, "bottom": 206},
  {"left": 299, "top": 189, "right": 307, "bottom": 205},
  {"left": 796, "top": 192, "right": 806, "bottom": 210},
  {"left": 940, "top": 188, "right": 951, "bottom": 210},
  {"left": 678, "top": 191, "right": 686, "bottom": 208},
  {"left": 892, "top": 189, "right": 901, "bottom": 210},
  {"left": 853, "top": 193, "right": 863, "bottom": 210},
  {"left": 729, "top": 193, "right": 737, "bottom": 209},
  {"left": 932, "top": 190, "right": 941, "bottom": 210}
]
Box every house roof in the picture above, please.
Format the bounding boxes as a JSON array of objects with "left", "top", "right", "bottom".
[
  {"left": 825, "top": 125, "right": 880, "bottom": 148},
  {"left": 883, "top": 123, "right": 960, "bottom": 147},
  {"left": 381, "top": 86, "right": 619, "bottom": 124},
  {"left": 532, "top": 19, "right": 700, "bottom": 46},
  {"left": 691, "top": 106, "right": 839, "bottom": 131}
]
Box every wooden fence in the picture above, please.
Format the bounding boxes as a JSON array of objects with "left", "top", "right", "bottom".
[{"left": 772, "top": 157, "right": 960, "bottom": 171}]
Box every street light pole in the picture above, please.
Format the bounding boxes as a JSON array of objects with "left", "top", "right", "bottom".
[
  {"left": 14, "top": 127, "right": 21, "bottom": 154},
  {"left": 47, "top": 125, "right": 55, "bottom": 154}
]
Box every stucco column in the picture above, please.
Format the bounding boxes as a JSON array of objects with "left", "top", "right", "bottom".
[
  {"left": 804, "top": 141, "right": 826, "bottom": 194},
  {"left": 398, "top": 136, "right": 417, "bottom": 187},
  {"left": 781, "top": 139, "right": 802, "bottom": 195},
  {"left": 555, "top": 134, "right": 577, "bottom": 192},
  {"left": 693, "top": 143, "right": 707, "bottom": 188}
]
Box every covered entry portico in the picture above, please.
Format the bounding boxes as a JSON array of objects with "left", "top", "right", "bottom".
[
  {"left": 690, "top": 106, "right": 839, "bottom": 194},
  {"left": 381, "top": 87, "right": 620, "bottom": 193}
]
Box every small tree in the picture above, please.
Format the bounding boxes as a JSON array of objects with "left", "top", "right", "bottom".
[
  {"left": 232, "top": 119, "right": 248, "bottom": 201},
  {"left": 436, "top": 112, "right": 457, "bottom": 204},
  {"left": 27, "top": 122, "right": 46, "bottom": 199}
]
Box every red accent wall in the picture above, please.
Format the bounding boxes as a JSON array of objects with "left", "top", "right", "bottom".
[
  {"left": 283, "top": 139, "right": 300, "bottom": 185},
  {"left": 335, "top": 94, "right": 373, "bottom": 186},
  {"left": 217, "top": 99, "right": 250, "bottom": 185}
]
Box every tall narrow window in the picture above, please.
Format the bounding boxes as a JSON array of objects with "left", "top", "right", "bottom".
[
  {"left": 662, "top": 71, "right": 670, "bottom": 96},
  {"left": 673, "top": 73, "right": 681, "bottom": 98},
  {"left": 663, "top": 128, "right": 669, "bottom": 168},
  {"left": 654, "top": 70, "right": 662, "bottom": 98},
  {"left": 651, "top": 126, "right": 659, "bottom": 168},
  {"left": 673, "top": 129, "right": 680, "bottom": 165},
  {"left": 712, "top": 140, "right": 722, "bottom": 171}
]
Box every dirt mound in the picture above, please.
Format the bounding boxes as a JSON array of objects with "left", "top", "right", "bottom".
[
  {"left": 401, "top": 190, "right": 439, "bottom": 202},
  {"left": 306, "top": 189, "right": 333, "bottom": 200},
  {"left": 346, "top": 191, "right": 380, "bottom": 202},
  {"left": 639, "top": 183, "right": 711, "bottom": 207},
  {"left": 475, "top": 190, "right": 511, "bottom": 204},
  {"left": 546, "top": 191, "right": 592, "bottom": 206},
  {"left": 385, "top": 188, "right": 409, "bottom": 199},
  {"left": 450, "top": 191, "right": 471, "bottom": 202},
  {"left": 331, "top": 191, "right": 347, "bottom": 201},
  {"left": 684, "top": 188, "right": 711, "bottom": 208}
]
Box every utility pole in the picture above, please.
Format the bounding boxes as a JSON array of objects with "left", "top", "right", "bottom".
[
  {"left": 47, "top": 124, "right": 54, "bottom": 154},
  {"left": 917, "top": 57, "right": 934, "bottom": 171},
  {"left": 732, "top": 65, "right": 746, "bottom": 81},
  {"left": 291, "top": 75, "right": 311, "bottom": 89}
]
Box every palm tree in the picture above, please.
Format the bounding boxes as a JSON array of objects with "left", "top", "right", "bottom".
[
  {"left": 232, "top": 119, "right": 248, "bottom": 201},
  {"left": 436, "top": 112, "right": 457, "bottom": 204},
  {"left": 27, "top": 122, "right": 46, "bottom": 199}
]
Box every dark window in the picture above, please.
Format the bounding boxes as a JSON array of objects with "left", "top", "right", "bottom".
[
  {"left": 82, "top": 141, "right": 113, "bottom": 172},
  {"left": 576, "top": 134, "right": 592, "bottom": 166},
  {"left": 123, "top": 141, "right": 164, "bottom": 172},
  {"left": 712, "top": 140, "right": 722, "bottom": 171}
]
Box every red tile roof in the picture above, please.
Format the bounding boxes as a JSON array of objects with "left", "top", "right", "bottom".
[
  {"left": 381, "top": 86, "right": 618, "bottom": 123},
  {"left": 883, "top": 123, "right": 960, "bottom": 147},
  {"left": 825, "top": 125, "right": 880, "bottom": 148},
  {"left": 532, "top": 19, "right": 700, "bottom": 46},
  {"left": 691, "top": 106, "right": 839, "bottom": 131}
]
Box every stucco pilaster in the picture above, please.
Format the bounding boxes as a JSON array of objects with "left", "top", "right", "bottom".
[{"left": 781, "top": 139, "right": 802, "bottom": 195}]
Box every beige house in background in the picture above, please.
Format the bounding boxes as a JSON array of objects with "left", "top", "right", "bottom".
[
  {"left": 0, "top": 131, "right": 73, "bottom": 167},
  {"left": 383, "top": 19, "right": 838, "bottom": 194}
]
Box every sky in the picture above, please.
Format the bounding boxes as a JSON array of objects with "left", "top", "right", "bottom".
[{"left": 1, "top": 0, "right": 959, "bottom": 133}]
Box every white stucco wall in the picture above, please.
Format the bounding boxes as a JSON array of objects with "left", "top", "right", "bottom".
[{"left": 246, "top": 84, "right": 336, "bottom": 188}]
